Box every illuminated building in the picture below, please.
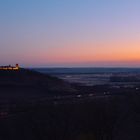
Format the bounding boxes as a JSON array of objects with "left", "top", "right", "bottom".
[{"left": 0, "top": 64, "right": 20, "bottom": 70}]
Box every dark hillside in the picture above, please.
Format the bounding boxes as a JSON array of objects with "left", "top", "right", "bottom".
[{"left": 0, "top": 69, "right": 76, "bottom": 97}]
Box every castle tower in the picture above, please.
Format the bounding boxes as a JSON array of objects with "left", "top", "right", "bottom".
[{"left": 15, "top": 64, "right": 19, "bottom": 70}]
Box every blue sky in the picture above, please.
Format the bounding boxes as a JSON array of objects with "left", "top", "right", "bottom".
[{"left": 0, "top": 0, "right": 140, "bottom": 67}]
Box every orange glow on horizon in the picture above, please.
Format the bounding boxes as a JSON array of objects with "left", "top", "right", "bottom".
[
  {"left": 43, "top": 40, "right": 140, "bottom": 66},
  {"left": 8, "top": 40, "right": 140, "bottom": 67}
]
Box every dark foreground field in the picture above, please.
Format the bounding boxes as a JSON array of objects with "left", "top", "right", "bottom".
[{"left": 0, "top": 69, "right": 140, "bottom": 140}]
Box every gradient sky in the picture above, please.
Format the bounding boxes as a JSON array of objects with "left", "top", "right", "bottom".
[{"left": 0, "top": 0, "right": 140, "bottom": 67}]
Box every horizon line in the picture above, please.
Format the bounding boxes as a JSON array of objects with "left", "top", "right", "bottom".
[{"left": 28, "top": 66, "right": 140, "bottom": 69}]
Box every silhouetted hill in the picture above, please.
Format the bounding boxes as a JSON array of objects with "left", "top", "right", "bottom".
[
  {"left": 0, "top": 69, "right": 66, "bottom": 85},
  {"left": 0, "top": 69, "right": 78, "bottom": 103}
]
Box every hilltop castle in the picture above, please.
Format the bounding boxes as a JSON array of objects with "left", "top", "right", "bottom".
[{"left": 0, "top": 64, "right": 19, "bottom": 70}]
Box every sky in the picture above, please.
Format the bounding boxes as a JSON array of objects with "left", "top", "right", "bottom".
[{"left": 0, "top": 0, "right": 140, "bottom": 67}]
